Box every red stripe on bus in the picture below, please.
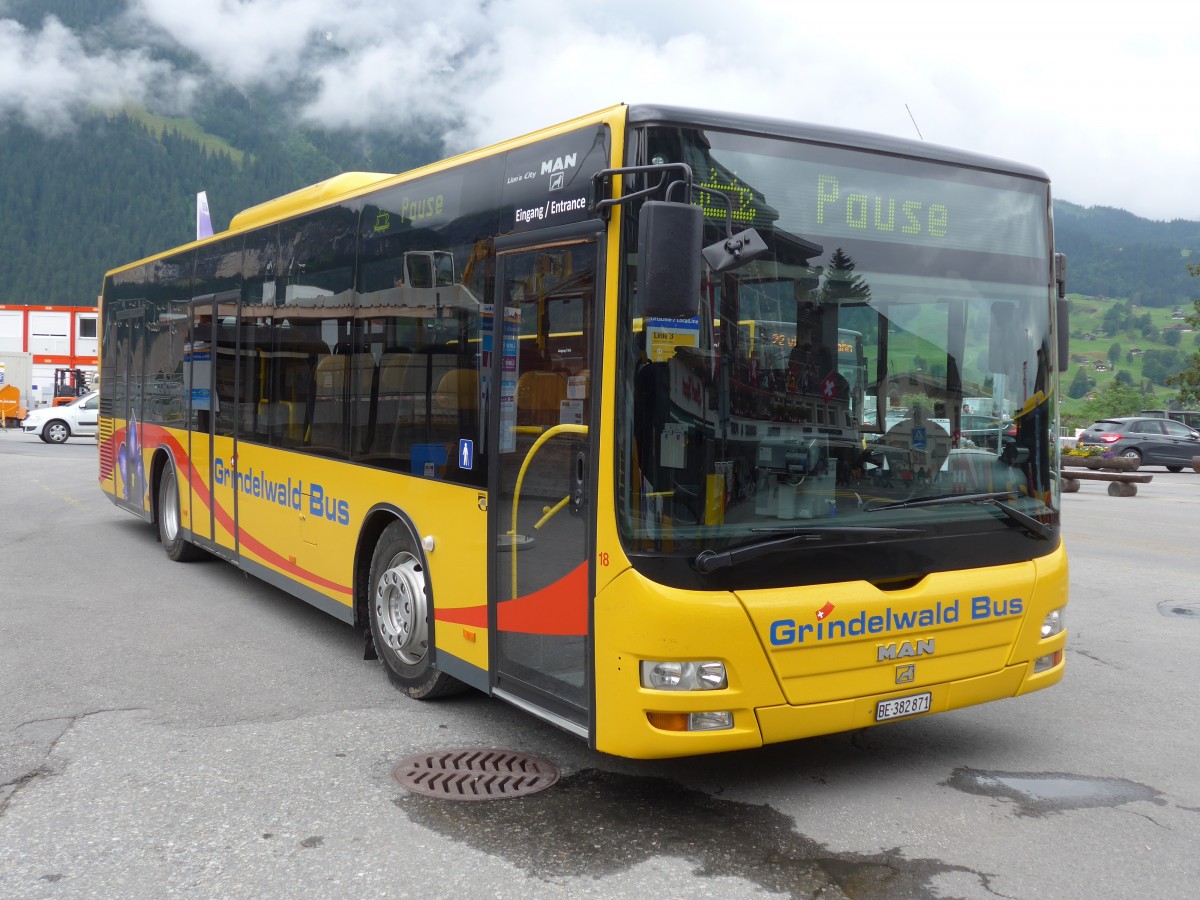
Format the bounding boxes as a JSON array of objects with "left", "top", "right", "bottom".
[
  {"left": 497, "top": 563, "right": 589, "bottom": 636},
  {"left": 117, "top": 425, "right": 353, "bottom": 599},
  {"left": 433, "top": 565, "right": 591, "bottom": 636},
  {"left": 434, "top": 605, "right": 489, "bottom": 629}
]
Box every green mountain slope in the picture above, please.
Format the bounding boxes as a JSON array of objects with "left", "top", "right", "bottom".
[
  {"left": 0, "top": 107, "right": 441, "bottom": 305},
  {"left": 1054, "top": 200, "right": 1200, "bottom": 307}
]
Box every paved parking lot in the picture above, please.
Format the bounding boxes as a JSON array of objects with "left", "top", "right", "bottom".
[{"left": 1, "top": 429, "right": 1198, "bottom": 899}]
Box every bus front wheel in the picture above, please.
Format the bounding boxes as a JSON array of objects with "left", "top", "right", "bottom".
[{"left": 368, "top": 521, "right": 463, "bottom": 699}]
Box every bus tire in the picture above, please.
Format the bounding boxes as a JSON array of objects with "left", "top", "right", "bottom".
[
  {"left": 368, "top": 520, "right": 464, "bottom": 699},
  {"left": 158, "top": 463, "right": 206, "bottom": 562}
]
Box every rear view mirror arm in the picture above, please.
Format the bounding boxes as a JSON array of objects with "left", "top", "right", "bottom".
[{"left": 591, "top": 163, "right": 694, "bottom": 217}]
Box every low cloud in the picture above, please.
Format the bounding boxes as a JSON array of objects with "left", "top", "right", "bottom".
[
  {"left": 2, "top": 1, "right": 1198, "bottom": 220},
  {"left": 0, "top": 15, "right": 197, "bottom": 133}
]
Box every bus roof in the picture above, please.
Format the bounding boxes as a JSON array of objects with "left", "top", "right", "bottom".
[
  {"left": 625, "top": 104, "right": 1050, "bottom": 183},
  {"left": 103, "top": 101, "right": 1050, "bottom": 280},
  {"left": 228, "top": 172, "right": 394, "bottom": 233},
  {"left": 102, "top": 103, "right": 632, "bottom": 279}
]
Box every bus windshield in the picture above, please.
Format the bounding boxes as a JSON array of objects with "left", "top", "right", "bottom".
[{"left": 618, "top": 126, "right": 1057, "bottom": 582}]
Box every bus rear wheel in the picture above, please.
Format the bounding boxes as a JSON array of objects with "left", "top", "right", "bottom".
[
  {"left": 158, "top": 463, "right": 206, "bottom": 562},
  {"left": 368, "top": 521, "right": 464, "bottom": 699}
]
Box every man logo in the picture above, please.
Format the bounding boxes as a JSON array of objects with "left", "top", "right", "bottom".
[
  {"left": 896, "top": 664, "right": 916, "bottom": 684},
  {"left": 877, "top": 639, "right": 934, "bottom": 662},
  {"left": 543, "top": 154, "right": 576, "bottom": 191},
  {"left": 541, "top": 154, "right": 577, "bottom": 175}
]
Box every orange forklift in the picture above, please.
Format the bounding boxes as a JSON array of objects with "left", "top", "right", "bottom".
[{"left": 52, "top": 368, "right": 89, "bottom": 406}]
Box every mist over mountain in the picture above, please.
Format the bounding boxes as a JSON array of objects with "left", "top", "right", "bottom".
[{"left": 1, "top": 1, "right": 1197, "bottom": 308}]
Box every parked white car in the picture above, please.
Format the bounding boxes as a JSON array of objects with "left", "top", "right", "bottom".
[{"left": 20, "top": 391, "right": 99, "bottom": 443}]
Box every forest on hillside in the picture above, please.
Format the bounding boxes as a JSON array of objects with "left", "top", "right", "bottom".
[
  {"left": 0, "top": 110, "right": 438, "bottom": 304},
  {"left": 1053, "top": 201, "right": 1200, "bottom": 307}
]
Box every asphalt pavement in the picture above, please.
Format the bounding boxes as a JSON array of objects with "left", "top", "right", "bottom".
[{"left": 1, "top": 427, "right": 1198, "bottom": 899}]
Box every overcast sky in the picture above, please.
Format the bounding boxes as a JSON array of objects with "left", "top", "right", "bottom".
[{"left": 2, "top": 0, "right": 1197, "bottom": 221}]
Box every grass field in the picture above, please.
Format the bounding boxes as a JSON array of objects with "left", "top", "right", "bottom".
[
  {"left": 114, "top": 106, "right": 246, "bottom": 166},
  {"left": 1060, "top": 294, "right": 1198, "bottom": 420}
]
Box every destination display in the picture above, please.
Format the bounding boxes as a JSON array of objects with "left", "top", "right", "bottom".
[{"left": 689, "top": 133, "right": 1048, "bottom": 262}]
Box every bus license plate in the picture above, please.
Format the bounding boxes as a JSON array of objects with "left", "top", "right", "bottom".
[{"left": 876, "top": 692, "right": 931, "bottom": 722}]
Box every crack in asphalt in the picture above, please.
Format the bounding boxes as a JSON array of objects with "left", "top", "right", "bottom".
[{"left": 0, "top": 708, "right": 147, "bottom": 818}]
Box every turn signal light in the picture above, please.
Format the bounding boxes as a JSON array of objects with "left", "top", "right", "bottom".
[
  {"left": 646, "top": 712, "right": 689, "bottom": 731},
  {"left": 646, "top": 711, "right": 734, "bottom": 732}
]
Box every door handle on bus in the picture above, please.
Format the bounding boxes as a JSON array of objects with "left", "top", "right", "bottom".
[{"left": 571, "top": 447, "right": 588, "bottom": 516}]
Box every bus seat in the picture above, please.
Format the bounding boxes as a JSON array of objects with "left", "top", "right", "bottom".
[
  {"left": 374, "top": 350, "right": 422, "bottom": 451},
  {"left": 309, "top": 354, "right": 348, "bottom": 451},
  {"left": 258, "top": 398, "right": 302, "bottom": 442},
  {"left": 434, "top": 368, "right": 480, "bottom": 413},
  {"left": 350, "top": 352, "right": 376, "bottom": 453},
  {"left": 516, "top": 370, "right": 566, "bottom": 428}
]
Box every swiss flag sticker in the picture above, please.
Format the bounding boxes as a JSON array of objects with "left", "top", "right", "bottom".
[{"left": 816, "top": 601, "right": 835, "bottom": 621}]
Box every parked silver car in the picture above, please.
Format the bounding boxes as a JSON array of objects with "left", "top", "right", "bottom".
[{"left": 20, "top": 391, "right": 99, "bottom": 444}]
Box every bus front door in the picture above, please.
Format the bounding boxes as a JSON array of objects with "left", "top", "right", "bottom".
[{"left": 489, "top": 233, "right": 600, "bottom": 738}]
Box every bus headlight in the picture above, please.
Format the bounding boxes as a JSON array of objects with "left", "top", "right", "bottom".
[
  {"left": 640, "top": 660, "right": 727, "bottom": 691},
  {"left": 1041, "top": 608, "right": 1065, "bottom": 639}
]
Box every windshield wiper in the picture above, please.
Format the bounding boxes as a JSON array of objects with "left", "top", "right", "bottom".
[
  {"left": 864, "top": 491, "right": 1054, "bottom": 541},
  {"left": 693, "top": 526, "right": 919, "bottom": 574}
]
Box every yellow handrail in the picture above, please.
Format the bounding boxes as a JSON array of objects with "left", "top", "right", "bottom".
[
  {"left": 535, "top": 496, "right": 571, "bottom": 530},
  {"left": 509, "top": 424, "right": 588, "bottom": 596}
]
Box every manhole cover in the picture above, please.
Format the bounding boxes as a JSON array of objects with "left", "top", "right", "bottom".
[{"left": 393, "top": 749, "right": 559, "bottom": 801}]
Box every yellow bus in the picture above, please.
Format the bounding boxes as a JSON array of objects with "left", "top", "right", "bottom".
[{"left": 98, "top": 103, "right": 1069, "bottom": 759}]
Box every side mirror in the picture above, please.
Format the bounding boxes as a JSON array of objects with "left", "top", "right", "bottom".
[
  {"left": 1055, "top": 253, "right": 1069, "bottom": 373},
  {"left": 637, "top": 201, "right": 703, "bottom": 319},
  {"left": 1056, "top": 297, "right": 1070, "bottom": 373}
]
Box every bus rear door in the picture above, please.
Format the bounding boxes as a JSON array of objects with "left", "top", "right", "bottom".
[{"left": 113, "top": 305, "right": 146, "bottom": 514}]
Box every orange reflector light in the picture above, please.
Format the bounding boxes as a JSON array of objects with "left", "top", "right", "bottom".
[
  {"left": 463, "top": 630, "right": 476, "bottom": 643},
  {"left": 646, "top": 712, "right": 689, "bottom": 732}
]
